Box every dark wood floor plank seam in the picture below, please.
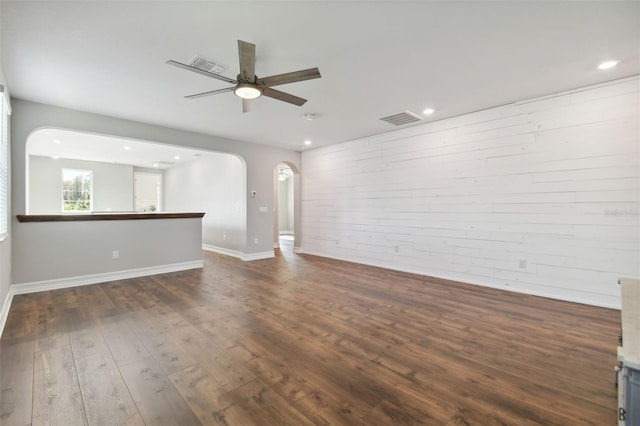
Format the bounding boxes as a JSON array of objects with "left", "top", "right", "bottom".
[
  {"left": 94, "top": 314, "right": 147, "bottom": 425},
  {"left": 68, "top": 340, "right": 90, "bottom": 426}
]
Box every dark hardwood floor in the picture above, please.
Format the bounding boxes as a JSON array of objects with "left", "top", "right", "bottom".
[{"left": 1, "top": 238, "right": 621, "bottom": 425}]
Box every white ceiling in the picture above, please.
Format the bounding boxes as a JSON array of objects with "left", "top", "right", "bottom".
[
  {"left": 2, "top": 1, "right": 639, "bottom": 154},
  {"left": 28, "top": 128, "right": 215, "bottom": 170}
]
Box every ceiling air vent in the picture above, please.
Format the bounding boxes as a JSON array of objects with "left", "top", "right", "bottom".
[
  {"left": 189, "top": 55, "right": 226, "bottom": 74},
  {"left": 379, "top": 110, "right": 423, "bottom": 126}
]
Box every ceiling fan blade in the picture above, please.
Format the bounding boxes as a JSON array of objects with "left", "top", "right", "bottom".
[
  {"left": 238, "top": 40, "right": 256, "bottom": 83},
  {"left": 258, "top": 68, "right": 321, "bottom": 87},
  {"left": 167, "top": 60, "right": 237, "bottom": 85},
  {"left": 262, "top": 87, "right": 307, "bottom": 106},
  {"left": 185, "top": 87, "right": 235, "bottom": 99}
]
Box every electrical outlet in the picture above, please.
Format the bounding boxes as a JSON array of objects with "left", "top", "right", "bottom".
[
  {"left": 518, "top": 258, "right": 527, "bottom": 269},
  {"left": 112, "top": 250, "right": 119, "bottom": 260},
  {"left": 223, "top": 234, "right": 226, "bottom": 241},
  {"left": 254, "top": 238, "right": 259, "bottom": 244}
]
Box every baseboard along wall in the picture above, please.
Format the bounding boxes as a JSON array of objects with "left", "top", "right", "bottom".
[{"left": 0, "top": 260, "right": 202, "bottom": 338}]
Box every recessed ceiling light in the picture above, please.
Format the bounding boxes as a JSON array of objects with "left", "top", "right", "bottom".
[
  {"left": 303, "top": 114, "right": 315, "bottom": 121},
  {"left": 153, "top": 161, "right": 159, "bottom": 168},
  {"left": 51, "top": 155, "right": 59, "bottom": 160},
  {"left": 174, "top": 155, "right": 181, "bottom": 160},
  {"left": 52, "top": 139, "right": 61, "bottom": 144},
  {"left": 304, "top": 140, "right": 312, "bottom": 146},
  {"left": 598, "top": 60, "right": 619, "bottom": 70},
  {"left": 423, "top": 108, "right": 435, "bottom": 115},
  {"left": 123, "top": 146, "right": 131, "bottom": 150}
]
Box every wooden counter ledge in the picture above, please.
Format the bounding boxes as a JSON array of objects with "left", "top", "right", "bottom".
[{"left": 16, "top": 212, "right": 205, "bottom": 222}]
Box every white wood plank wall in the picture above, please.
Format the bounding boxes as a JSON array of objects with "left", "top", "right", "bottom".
[{"left": 301, "top": 77, "right": 640, "bottom": 308}]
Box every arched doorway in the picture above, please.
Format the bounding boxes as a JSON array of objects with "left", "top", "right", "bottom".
[
  {"left": 25, "top": 128, "right": 248, "bottom": 255},
  {"left": 274, "top": 162, "right": 298, "bottom": 254}
]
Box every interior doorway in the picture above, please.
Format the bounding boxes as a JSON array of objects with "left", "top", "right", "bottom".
[
  {"left": 274, "top": 163, "right": 294, "bottom": 253},
  {"left": 134, "top": 172, "right": 162, "bottom": 212}
]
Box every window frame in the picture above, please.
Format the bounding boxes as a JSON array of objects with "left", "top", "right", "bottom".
[{"left": 0, "top": 85, "right": 10, "bottom": 241}]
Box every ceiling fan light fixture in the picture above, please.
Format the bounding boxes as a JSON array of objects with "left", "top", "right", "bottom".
[{"left": 234, "top": 84, "right": 262, "bottom": 99}]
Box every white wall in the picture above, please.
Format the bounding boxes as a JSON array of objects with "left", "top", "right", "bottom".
[
  {"left": 13, "top": 217, "right": 202, "bottom": 285},
  {"left": 28, "top": 155, "right": 134, "bottom": 213},
  {"left": 301, "top": 77, "right": 640, "bottom": 308},
  {"left": 10, "top": 99, "right": 302, "bottom": 286},
  {"left": 164, "top": 154, "right": 246, "bottom": 253}
]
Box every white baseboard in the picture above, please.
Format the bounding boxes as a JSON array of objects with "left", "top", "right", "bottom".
[
  {"left": 299, "top": 248, "right": 621, "bottom": 310},
  {"left": 0, "top": 291, "right": 14, "bottom": 340},
  {"left": 294, "top": 246, "right": 302, "bottom": 254},
  {"left": 0, "top": 260, "right": 203, "bottom": 339},
  {"left": 202, "top": 244, "right": 274, "bottom": 262},
  {"left": 242, "top": 251, "right": 275, "bottom": 261},
  {"left": 10, "top": 260, "right": 203, "bottom": 296},
  {"left": 202, "top": 244, "right": 243, "bottom": 259}
]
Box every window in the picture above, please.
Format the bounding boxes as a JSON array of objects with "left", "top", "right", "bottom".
[
  {"left": 62, "top": 169, "right": 92, "bottom": 212},
  {"left": 0, "top": 85, "right": 9, "bottom": 240}
]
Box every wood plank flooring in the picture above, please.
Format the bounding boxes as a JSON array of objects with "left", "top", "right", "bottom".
[{"left": 0, "top": 240, "right": 621, "bottom": 425}]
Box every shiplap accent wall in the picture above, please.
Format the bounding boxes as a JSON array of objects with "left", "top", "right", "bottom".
[{"left": 301, "top": 77, "right": 639, "bottom": 308}]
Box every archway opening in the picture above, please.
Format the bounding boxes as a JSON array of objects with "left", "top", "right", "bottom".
[
  {"left": 274, "top": 162, "right": 296, "bottom": 254},
  {"left": 26, "top": 128, "right": 247, "bottom": 253}
]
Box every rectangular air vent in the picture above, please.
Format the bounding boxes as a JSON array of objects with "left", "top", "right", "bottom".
[
  {"left": 189, "top": 55, "right": 226, "bottom": 74},
  {"left": 379, "top": 110, "right": 423, "bottom": 126}
]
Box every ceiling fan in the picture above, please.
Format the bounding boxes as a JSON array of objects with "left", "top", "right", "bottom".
[{"left": 167, "top": 40, "right": 321, "bottom": 113}]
